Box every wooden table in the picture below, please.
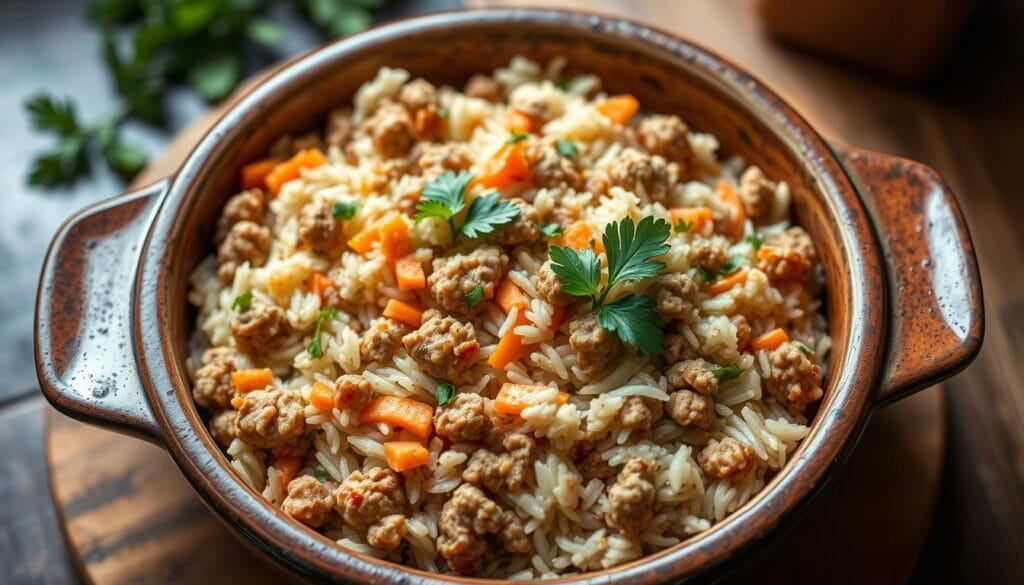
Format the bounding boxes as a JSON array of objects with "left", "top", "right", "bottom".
[{"left": 3, "top": 0, "right": 1024, "bottom": 583}]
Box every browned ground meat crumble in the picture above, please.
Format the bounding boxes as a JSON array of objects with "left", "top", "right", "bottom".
[
  {"left": 434, "top": 393, "right": 489, "bottom": 442},
  {"left": 297, "top": 200, "right": 342, "bottom": 256},
  {"left": 438, "top": 484, "right": 531, "bottom": 573},
  {"left": 428, "top": 245, "right": 508, "bottom": 316},
  {"left": 215, "top": 189, "right": 266, "bottom": 244},
  {"left": 698, "top": 438, "right": 755, "bottom": 480},
  {"left": 192, "top": 347, "right": 238, "bottom": 410},
  {"left": 667, "top": 358, "right": 719, "bottom": 395},
  {"left": 360, "top": 318, "right": 408, "bottom": 364},
  {"left": 402, "top": 315, "right": 481, "bottom": 384},
  {"left": 232, "top": 305, "right": 289, "bottom": 356},
  {"left": 764, "top": 341, "right": 823, "bottom": 415},
  {"left": 282, "top": 475, "right": 335, "bottom": 527},
  {"left": 233, "top": 388, "right": 307, "bottom": 449},
  {"left": 605, "top": 458, "right": 656, "bottom": 536},
  {"left": 218, "top": 220, "right": 271, "bottom": 283},
  {"left": 462, "top": 433, "right": 535, "bottom": 493},
  {"left": 569, "top": 312, "right": 621, "bottom": 380}
]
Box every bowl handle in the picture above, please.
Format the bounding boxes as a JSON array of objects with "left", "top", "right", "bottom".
[
  {"left": 35, "top": 180, "right": 170, "bottom": 444},
  {"left": 833, "top": 144, "right": 984, "bottom": 407}
]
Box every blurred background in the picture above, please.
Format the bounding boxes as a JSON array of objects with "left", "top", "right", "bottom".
[{"left": 2, "top": 0, "right": 1022, "bottom": 583}]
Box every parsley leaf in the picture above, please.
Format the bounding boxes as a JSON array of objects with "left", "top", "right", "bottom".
[
  {"left": 796, "top": 342, "right": 815, "bottom": 356},
  {"left": 465, "top": 283, "right": 484, "bottom": 308},
  {"left": 746, "top": 233, "right": 763, "bottom": 251},
  {"left": 549, "top": 245, "right": 602, "bottom": 299},
  {"left": 719, "top": 256, "right": 746, "bottom": 275},
  {"left": 313, "top": 468, "right": 330, "bottom": 482},
  {"left": 26, "top": 95, "right": 79, "bottom": 135},
  {"left": 460, "top": 193, "right": 520, "bottom": 239},
  {"left": 232, "top": 291, "right": 253, "bottom": 311},
  {"left": 601, "top": 216, "right": 671, "bottom": 299},
  {"left": 598, "top": 295, "right": 664, "bottom": 356},
  {"left": 507, "top": 131, "right": 530, "bottom": 144},
  {"left": 541, "top": 223, "right": 564, "bottom": 238},
  {"left": 416, "top": 170, "right": 470, "bottom": 222},
  {"left": 435, "top": 383, "right": 455, "bottom": 407},
  {"left": 332, "top": 200, "right": 358, "bottom": 219},
  {"left": 697, "top": 265, "right": 716, "bottom": 283},
  {"left": 711, "top": 364, "right": 742, "bottom": 382},
  {"left": 674, "top": 219, "right": 693, "bottom": 234},
  {"left": 555, "top": 138, "right": 578, "bottom": 158},
  {"left": 307, "top": 308, "right": 338, "bottom": 359},
  {"left": 556, "top": 77, "right": 571, "bottom": 91}
]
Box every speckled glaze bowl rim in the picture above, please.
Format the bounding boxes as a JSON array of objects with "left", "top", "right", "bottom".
[{"left": 134, "top": 8, "right": 884, "bottom": 584}]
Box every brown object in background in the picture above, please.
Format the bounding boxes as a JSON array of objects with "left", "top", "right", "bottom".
[{"left": 757, "top": 0, "right": 976, "bottom": 81}]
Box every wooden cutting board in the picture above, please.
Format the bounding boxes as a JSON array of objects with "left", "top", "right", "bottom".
[{"left": 44, "top": 9, "right": 946, "bottom": 580}]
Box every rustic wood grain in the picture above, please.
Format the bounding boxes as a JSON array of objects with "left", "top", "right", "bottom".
[{"left": 42, "top": 1, "right": 953, "bottom": 583}]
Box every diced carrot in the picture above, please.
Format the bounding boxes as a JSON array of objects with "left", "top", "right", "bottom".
[
  {"left": 670, "top": 207, "right": 714, "bottom": 235},
  {"left": 487, "top": 310, "right": 532, "bottom": 370},
  {"left": 383, "top": 298, "right": 423, "bottom": 328},
  {"left": 383, "top": 441, "right": 431, "bottom": 472},
  {"left": 557, "top": 222, "right": 604, "bottom": 253},
  {"left": 595, "top": 94, "right": 640, "bottom": 125},
  {"left": 231, "top": 368, "right": 274, "bottom": 394},
  {"left": 507, "top": 109, "right": 533, "bottom": 133},
  {"left": 495, "top": 278, "right": 529, "bottom": 314},
  {"left": 310, "top": 273, "right": 336, "bottom": 304},
  {"left": 347, "top": 221, "right": 382, "bottom": 254},
  {"left": 265, "top": 148, "right": 327, "bottom": 195},
  {"left": 378, "top": 214, "right": 411, "bottom": 266},
  {"left": 472, "top": 144, "right": 532, "bottom": 189},
  {"left": 494, "top": 383, "right": 568, "bottom": 416},
  {"left": 273, "top": 455, "right": 304, "bottom": 488},
  {"left": 756, "top": 246, "right": 811, "bottom": 282},
  {"left": 751, "top": 328, "right": 790, "bottom": 351},
  {"left": 395, "top": 255, "right": 425, "bottom": 291},
  {"left": 309, "top": 380, "right": 338, "bottom": 411},
  {"left": 240, "top": 158, "right": 277, "bottom": 190},
  {"left": 359, "top": 396, "right": 434, "bottom": 438},
  {"left": 716, "top": 180, "right": 746, "bottom": 240},
  {"left": 705, "top": 267, "right": 749, "bottom": 296}
]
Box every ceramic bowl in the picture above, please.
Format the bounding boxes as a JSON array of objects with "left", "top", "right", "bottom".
[{"left": 36, "top": 9, "right": 983, "bottom": 584}]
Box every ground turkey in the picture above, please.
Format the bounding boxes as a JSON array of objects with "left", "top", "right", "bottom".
[
  {"left": 687, "top": 235, "right": 730, "bottom": 272},
  {"left": 698, "top": 438, "right": 755, "bottom": 480},
  {"left": 757, "top": 227, "right": 817, "bottom": 283},
  {"left": 231, "top": 305, "right": 289, "bottom": 356},
  {"left": 569, "top": 312, "right": 621, "bottom": 380},
  {"left": 650, "top": 273, "right": 698, "bottom": 321},
  {"left": 402, "top": 315, "right": 480, "bottom": 384},
  {"left": 363, "top": 100, "right": 415, "bottom": 159},
  {"left": 636, "top": 114, "right": 692, "bottom": 168},
  {"left": 360, "top": 318, "right": 408, "bottom": 364},
  {"left": 437, "top": 484, "right": 531, "bottom": 574},
  {"left": 536, "top": 260, "right": 574, "bottom": 306},
  {"left": 464, "top": 74, "right": 503, "bottom": 102},
  {"left": 398, "top": 78, "right": 438, "bottom": 116},
  {"left": 763, "top": 341, "right": 823, "bottom": 415},
  {"left": 434, "top": 393, "right": 489, "bottom": 442},
  {"left": 574, "top": 447, "right": 617, "bottom": 480},
  {"left": 666, "top": 358, "right": 719, "bottom": 395},
  {"left": 605, "top": 458, "right": 657, "bottom": 537},
  {"left": 416, "top": 142, "right": 473, "bottom": 180},
  {"left": 664, "top": 333, "right": 698, "bottom": 364},
  {"left": 334, "top": 374, "right": 373, "bottom": 413},
  {"left": 215, "top": 189, "right": 266, "bottom": 244},
  {"left": 207, "top": 409, "right": 237, "bottom": 446},
  {"left": 618, "top": 397, "right": 663, "bottom": 432},
  {"left": 334, "top": 468, "right": 405, "bottom": 528},
  {"left": 527, "top": 140, "right": 581, "bottom": 190},
  {"left": 738, "top": 166, "right": 776, "bottom": 223},
  {"left": 296, "top": 200, "right": 342, "bottom": 256},
  {"left": 427, "top": 245, "right": 508, "bottom": 316},
  {"left": 367, "top": 514, "right": 407, "bottom": 550},
  {"left": 282, "top": 475, "right": 335, "bottom": 528},
  {"left": 607, "top": 147, "right": 671, "bottom": 204},
  {"left": 217, "top": 220, "right": 271, "bottom": 283},
  {"left": 461, "top": 433, "right": 535, "bottom": 493},
  {"left": 492, "top": 198, "right": 540, "bottom": 246},
  {"left": 732, "top": 315, "right": 751, "bottom": 349},
  {"left": 192, "top": 347, "right": 238, "bottom": 410},
  {"left": 233, "top": 388, "right": 307, "bottom": 449},
  {"left": 270, "top": 132, "right": 323, "bottom": 160},
  {"left": 666, "top": 390, "right": 715, "bottom": 430}
]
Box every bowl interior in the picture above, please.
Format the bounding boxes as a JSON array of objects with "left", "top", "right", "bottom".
[{"left": 155, "top": 10, "right": 872, "bottom": 584}]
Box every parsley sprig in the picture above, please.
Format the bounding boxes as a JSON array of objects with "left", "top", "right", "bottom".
[
  {"left": 307, "top": 308, "right": 338, "bottom": 359},
  {"left": 413, "top": 171, "right": 520, "bottom": 244},
  {"left": 548, "top": 216, "right": 671, "bottom": 355}
]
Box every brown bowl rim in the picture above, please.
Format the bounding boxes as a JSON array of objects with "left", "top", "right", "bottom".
[{"left": 132, "top": 8, "right": 886, "bottom": 584}]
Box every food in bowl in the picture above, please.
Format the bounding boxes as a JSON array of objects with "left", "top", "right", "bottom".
[{"left": 187, "top": 57, "right": 829, "bottom": 578}]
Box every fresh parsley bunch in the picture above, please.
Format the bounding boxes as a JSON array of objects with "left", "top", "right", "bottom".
[
  {"left": 549, "top": 216, "right": 671, "bottom": 355},
  {"left": 413, "top": 171, "right": 520, "bottom": 244}
]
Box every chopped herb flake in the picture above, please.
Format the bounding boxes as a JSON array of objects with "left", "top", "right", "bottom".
[
  {"left": 555, "top": 138, "right": 578, "bottom": 158},
  {"left": 697, "top": 265, "right": 716, "bottom": 283},
  {"left": 541, "top": 223, "right": 564, "bottom": 238},
  {"left": 313, "top": 468, "right": 330, "bottom": 482},
  {"left": 507, "top": 130, "right": 529, "bottom": 144},
  {"left": 232, "top": 291, "right": 252, "bottom": 311},
  {"left": 711, "top": 364, "right": 742, "bottom": 383},
  {"left": 719, "top": 256, "right": 746, "bottom": 275},
  {"left": 306, "top": 308, "right": 338, "bottom": 359},
  {"left": 435, "top": 383, "right": 455, "bottom": 407},
  {"left": 796, "top": 342, "right": 815, "bottom": 356},
  {"left": 746, "top": 233, "right": 763, "bottom": 251},
  {"left": 674, "top": 219, "right": 693, "bottom": 234},
  {"left": 465, "top": 283, "right": 484, "bottom": 308},
  {"left": 332, "top": 200, "right": 358, "bottom": 219}
]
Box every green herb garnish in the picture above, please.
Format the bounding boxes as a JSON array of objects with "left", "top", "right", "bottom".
[
  {"left": 507, "top": 131, "right": 530, "bottom": 144},
  {"left": 465, "top": 283, "right": 484, "bottom": 308},
  {"left": 556, "top": 77, "right": 572, "bottom": 91},
  {"left": 674, "top": 219, "right": 693, "bottom": 234},
  {"left": 555, "top": 138, "right": 578, "bottom": 158},
  {"left": 313, "top": 468, "right": 330, "bottom": 483},
  {"left": 435, "top": 383, "right": 455, "bottom": 407},
  {"left": 414, "top": 171, "right": 519, "bottom": 244},
  {"left": 232, "top": 291, "right": 253, "bottom": 311},
  {"left": 697, "top": 265, "right": 716, "bottom": 283},
  {"left": 796, "top": 342, "right": 815, "bottom": 356},
  {"left": 719, "top": 256, "right": 746, "bottom": 275},
  {"left": 711, "top": 364, "right": 742, "bottom": 383},
  {"left": 548, "top": 216, "right": 671, "bottom": 355},
  {"left": 332, "top": 200, "right": 358, "bottom": 220},
  {"left": 746, "top": 233, "right": 763, "bottom": 251},
  {"left": 541, "top": 223, "right": 564, "bottom": 238},
  {"left": 307, "top": 308, "right": 338, "bottom": 359}
]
